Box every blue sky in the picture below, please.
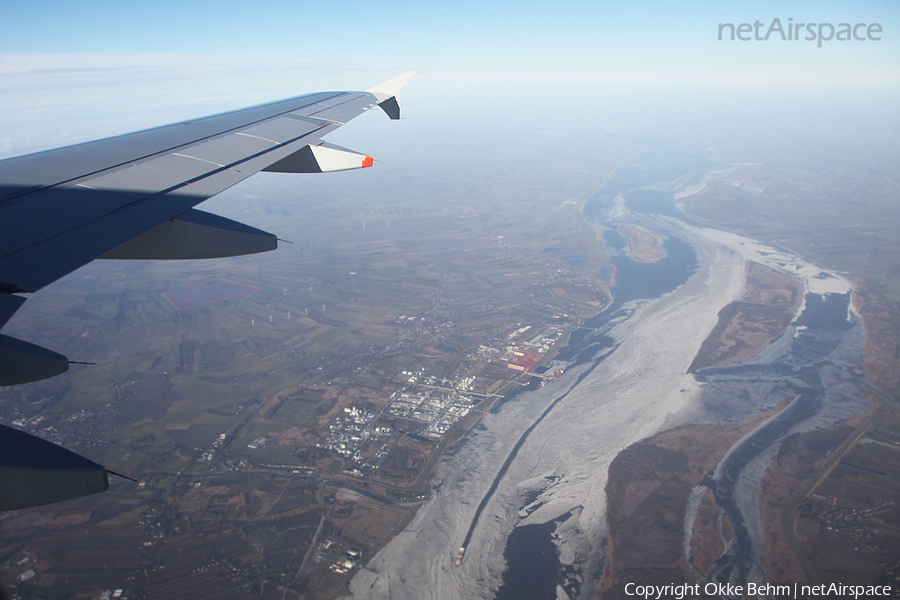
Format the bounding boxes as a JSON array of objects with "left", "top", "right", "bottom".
[
  {"left": 2, "top": 0, "right": 895, "bottom": 77},
  {"left": 1, "top": 0, "right": 898, "bottom": 157}
]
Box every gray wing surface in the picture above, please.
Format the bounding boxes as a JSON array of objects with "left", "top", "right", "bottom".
[
  {"left": 0, "top": 72, "right": 414, "bottom": 510},
  {"left": 0, "top": 77, "right": 412, "bottom": 295}
]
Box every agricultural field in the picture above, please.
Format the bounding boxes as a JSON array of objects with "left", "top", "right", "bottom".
[{"left": 0, "top": 143, "right": 630, "bottom": 598}]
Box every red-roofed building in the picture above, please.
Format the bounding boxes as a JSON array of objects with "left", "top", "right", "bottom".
[{"left": 511, "top": 353, "right": 542, "bottom": 371}]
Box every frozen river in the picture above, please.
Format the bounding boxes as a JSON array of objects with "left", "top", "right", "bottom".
[{"left": 347, "top": 155, "right": 865, "bottom": 599}]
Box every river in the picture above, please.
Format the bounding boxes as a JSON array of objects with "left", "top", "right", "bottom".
[{"left": 346, "top": 144, "right": 865, "bottom": 600}]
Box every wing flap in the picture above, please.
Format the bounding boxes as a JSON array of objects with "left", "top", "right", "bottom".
[
  {"left": 80, "top": 154, "right": 219, "bottom": 199},
  {"left": 239, "top": 116, "right": 323, "bottom": 144},
  {"left": 304, "top": 93, "right": 373, "bottom": 124},
  {"left": 171, "top": 133, "right": 277, "bottom": 167}
]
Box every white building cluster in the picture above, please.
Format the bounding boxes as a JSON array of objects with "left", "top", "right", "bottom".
[
  {"left": 323, "top": 375, "right": 480, "bottom": 472},
  {"left": 326, "top": 406, "right": 387, "bottom": 465},
  {"left": 387, "top": 390, "right": 473, "bottom": 438},
  {"left": 201, "top": 432, "right": 228, "bottom": 461}
]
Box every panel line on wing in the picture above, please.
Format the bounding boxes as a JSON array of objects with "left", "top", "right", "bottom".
[
  {"left": 235, "top": 132, "right": 280, "bottom": 145},
  {"left": 303, "top": 93, "right": 370, "bottom": 123},
  {"left": 0, "top": 92, "right": 351, "bottom": 201},
  {"left": 172, "top": 153, "right": 227, "bottom": 168},
  {"left": 311, "top": 117, "right": 345, "bottom": 125},
  {"left": 282, "top": 113, "right": 337, "bottom": 126},
  {"left": 75, "top": 122, "right": 338, "bottom": 205}
]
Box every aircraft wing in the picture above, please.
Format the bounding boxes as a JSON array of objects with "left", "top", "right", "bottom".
[
  {"left": 0, "top": 70, "right": 415, "bottom": 386},
  {"left": 0, "top": 71, "right": 415, "bottom": 510}
]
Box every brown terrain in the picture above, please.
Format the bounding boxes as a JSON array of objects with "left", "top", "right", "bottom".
[
  {"left": 596, "top": 415, "right": 776, "bottom": 599},
  {"left": 757, "top": 424, "right": 862, "bottom": 585},
  {"left": 597, "top": 270, "right": 900, "bottom": 596},
  {"left": 618, "top": 224, "right": 667, "bottom": 263},
  {"left": 598, "top": 262, "right": 805, "bottom": 598},
  {"left": 688, "top": 262, "right": 804, "bottom": 373},
  {"left": 851, "top": 280, "right": 900, "bottom": 394},
  {"left": 764, "top": 281, "right": 900, "bottom": 585}
]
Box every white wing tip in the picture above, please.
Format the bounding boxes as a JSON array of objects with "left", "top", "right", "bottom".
[{"left": 367, "top": 71, "right": 418, "bottom": 102}]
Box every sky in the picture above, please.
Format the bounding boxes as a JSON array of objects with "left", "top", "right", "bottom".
[{"left": 0, "top": 0, "right": 898, "bottom": 160}]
